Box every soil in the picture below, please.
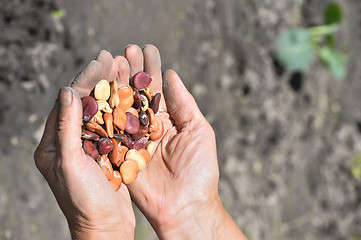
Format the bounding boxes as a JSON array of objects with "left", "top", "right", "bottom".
[{"left": 1, "top": 0, "right": 361, "bottom": 239}]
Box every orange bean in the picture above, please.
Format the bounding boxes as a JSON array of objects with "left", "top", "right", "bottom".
[
  {"left": 147, "top": 108, "right": 157, "bottom": 133},
  {"left": 109, "top": 170, "right": 122, "bottom": 191},
  {"left": 138, "top": 149, "right": 151, "bottom": 164},
  {"left": 97, "top": 155, "right": 113, "bottom": 180},
  {"left": 109, "top": 138, "right": 120, "bottom": 166},
  {"left": 113, "top": 107, "right": 127, "bottom": 131},
  {"left": 120, "top": 160, "right": 139, "bottom": 184},
  {"left": 150, "top": 116, "right": 164, "bottom": 141},
  {"left": 103, "top": 113, "right": 114, "bottom": 138},
  {"left": 118, "top": 86, "right": 134, "bottom": 110},
  {"left": 85, "top": 120, "right": 108, "bottom": 138}
]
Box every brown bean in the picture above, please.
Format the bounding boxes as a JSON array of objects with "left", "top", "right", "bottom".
[
  {"left": 81, "top": 96, "right": 98, "bottom": 122},
  {"left": 82, "top": 140, "right": 99, "bottom": 160},
  {"left": 131, "top": 126, "right": 149, "bottom": 140},
  {"left": 103, "top": 112, "right": 114, "bottom": 138},
  {"left": 130, "top": 71, "right": 152, "bottom": 90},
  {"left": 133, "top": 90, "right": 142, "bottom": 109},
  {"left": 139, "top": 111, "right": 149, "bottom": 126},
  {"left": 114, "top": 134, "right": 133, "bottom": 149},
  {"left": 150, "top": 93, "right": 161, "bottom": 114},
  {"left": 97, "top": 138, "right": 114, "bottom": 155},
  {"left": 81, "top": 130, "right": 100, "bottom": 141},
  {"left": 125, "top": 112, "right": 139, "bottom": 135},
  {"left": 133, "top": 136, "right": 148, "bottom": 150},
  {"left": 138, "top": 149, "right": 151, "bottom": 164}
]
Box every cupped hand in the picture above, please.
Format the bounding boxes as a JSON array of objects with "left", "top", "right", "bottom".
[
  {"left": 124, "top": 45, "right": 245, "bottom": 239},
  {"left": 34, "top": 51, "right": 135, "bottom": 240}
]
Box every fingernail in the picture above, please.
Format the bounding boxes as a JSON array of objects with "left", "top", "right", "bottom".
[
  {"left": 96, "top": 50, "right": 110, "bottom": 60},
  {"left": 59, "top": 86, "right": 73, "bottom": 107},
  {"left": 125, "top": 44, "right": 133, "bottom": 50},
  {"left": 142, "top": 44, "right": 149, "bottom": 50}
]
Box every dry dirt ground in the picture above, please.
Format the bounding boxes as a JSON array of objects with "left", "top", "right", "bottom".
[{"left": 1, "top": 0, "right": 361, "bottom": 239}]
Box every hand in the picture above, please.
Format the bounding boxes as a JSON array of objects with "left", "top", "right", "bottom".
[
  {"left": 124, "top": 45, "right": 248, "bottom": 239},
  {"left": 34, "top": 51, "right": 135, "bottom": 240}
]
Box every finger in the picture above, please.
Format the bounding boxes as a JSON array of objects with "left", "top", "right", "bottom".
[
  {"left": 70, "top": 60, "right": 102, "bottom": 98},
  {"left": 143, "top": 44, "right": 166, "bottom": 112},
  {"left": 56, "top": 86, "right": 83, "bottom": 159},
  {"left": 125, "top": 45, "right": 144, "bottom": 78},
  {"left": 108, "top": 59, "right": 119, "bottom": 83},
  {"left": 96, "top": 50, "right": 113, "bottom": 80},
  {"left": 34, "top": 101, "right": 59, "bottom": 174},
  {"left": 163, "top": 69, "right": 204, "bottom": 126},
  {"left": 115, "top": 56, "right": 130, "bottom": 86},
  {"left": 37, "top": 102, "right": 59, "bottom": 149}
]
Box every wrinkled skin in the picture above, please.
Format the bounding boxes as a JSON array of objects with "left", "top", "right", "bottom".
[
  {"left": 34, "top": 51, "right": 135, "bottom": 240},
  {"left": 35, "top": 45, "right": 247, "bottom": 240}
]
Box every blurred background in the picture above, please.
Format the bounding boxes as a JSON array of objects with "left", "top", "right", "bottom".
[{"left": 1, "top": 0, "right": 361, "bottom": 239}]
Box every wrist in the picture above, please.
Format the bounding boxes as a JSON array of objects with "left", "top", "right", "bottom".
[
  {"left": 153, "top": 195, "right": 226, "bottom": 240},
  {"left": 68, "top": 215, "right": 135, "bottom": 240}
]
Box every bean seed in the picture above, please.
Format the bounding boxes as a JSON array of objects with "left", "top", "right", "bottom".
[
  {"left": 97, "top": 138, "right": 114, "bottom": 155},
  {"left": 138, "top": 149, "right": 151, "bottom": 164},
  {"left": 139, "top": 111, "right": 149, "bottom": 126},
  {"left": 130, "top": 71, "right": 152, "bottom": 90},
  {"left": 125, "top": 112, "right": 139, "bottom": 135},
  {"left": 97, "top": 155, "right": 113, "bottom": 180},
  {"left": 150, "top": 116, "right": 164, "bottom": 141},
  {"left": 125, "top": 149, "right": 146, "bottom": 171},
  {"left": 82, "top": 140, "right": 99, "bottom": 160},
  {"left": 113, "top": 107, "right": 127, "bottom": 131},
  {"left": 109, "top": 170, "right": 122, "bottom": 191},
  {"left": 85, "top": 120, "right": 108, "bottom": 138},
  {"left": 119, "top": 160, "right": 139, "bottom": 184},
  {"left": 81, "top": 96, "right": 98, "bottom": 122},
  {"left": 150, "top": 93, "right": 161, "bottom": 114},
  {"left": 133, "top": 136, "right": 148, "bottom": 150},
  {"left": 81, "top": 129, "right": 100, "bottom": 141},
  {"left": 133, "top": 90, "right": 142, "bottom": 109},
  {"left": 118, "top": 86, "right": 134, "bottom": 110},
  {"left": 103, "top": 113, "right": 114, "bottom": 138},
  {"left": 109, "top": 80, "right": 119, "bottom": 108},
  {"left": 94, "top": 79, "right": 111, "bottom": 101},
  {"left": 114, "top": 133, "right": 133, "bottom": 149}
]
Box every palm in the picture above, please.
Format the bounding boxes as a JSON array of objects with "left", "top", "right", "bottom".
[{"left": 128, "top": 105, "right": 219, "bottom": 224}]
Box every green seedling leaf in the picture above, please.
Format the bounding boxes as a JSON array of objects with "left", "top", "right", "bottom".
[
  {"left": 325, "top": 3, "right": 343, "bottom": 25},
  {"left": 277, "top": 28, "right": 314, "bottom": 72},
  {"left": 319, "top": 47, "right": 346, "bottom": 79},
  {"left": 351, "top": 153, "right": 361, "bottom": 179},
  {"left": 51, "top": 9, "right": 66, "bottom": 19}
]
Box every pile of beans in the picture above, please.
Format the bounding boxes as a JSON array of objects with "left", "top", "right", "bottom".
[{"left": 81, "top": 72, "right": 163, "bottom": 190}]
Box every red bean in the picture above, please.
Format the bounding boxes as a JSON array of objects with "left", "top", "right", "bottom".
[{"left": 81, "top": 96, "right": 98, "bottom": 122}]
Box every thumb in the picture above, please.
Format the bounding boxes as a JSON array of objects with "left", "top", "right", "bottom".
[
  {"left": 56, "top": 86, "right": 83, "bottom": 159},
  {"left": 163, "top": 69, "right": 204, "bottom": 126}
]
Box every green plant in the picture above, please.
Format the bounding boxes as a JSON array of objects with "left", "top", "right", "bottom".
[
  {"left": 350, "top": 153, "right": 361, "bottom": 179},
  {"left": 277, "top": 3, "right": 346, "bottom": 79}
]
